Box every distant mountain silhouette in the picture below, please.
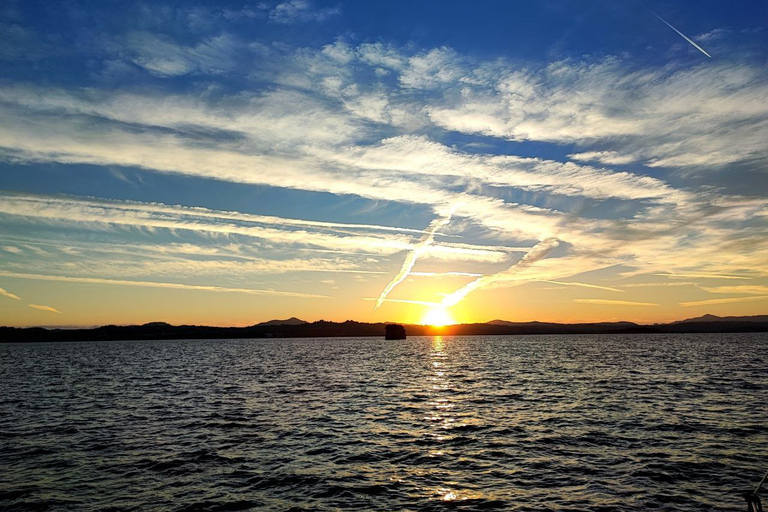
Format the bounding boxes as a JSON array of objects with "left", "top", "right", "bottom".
[
  {"left": 671, "top": 314, "right": 768, "bottom": 324},
  {"left": 1, "top": 314, "right": 766, "bottom": 342},
  {"left": 488, "top": 319, "right": 637, "bottom": 328},
  {"left": 256, "top": 317, "right": 308, "bottom": 327}
]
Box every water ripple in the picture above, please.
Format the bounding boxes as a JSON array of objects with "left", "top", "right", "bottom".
[{"left": 1, "top": 333, "right": 766, "bottom": 511}]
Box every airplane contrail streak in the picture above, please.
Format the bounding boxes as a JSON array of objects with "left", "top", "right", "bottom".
[
  {"left": 364, "top": 297, "right": 443, "bottom": 307},
  {"left": 374, "top": 209, "right": 456, "bottom": 309},
  {"left": 649, "top": 9, "right": 712, "bottom": 58},
  {"left": 540, "top": 280, "right": 624, "bottom": 293},
  {"left": 441, "top": 238, "right": 560, "bottom": 308}
]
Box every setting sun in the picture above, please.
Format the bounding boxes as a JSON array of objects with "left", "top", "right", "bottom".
[{"left": 422, "top": 307, "right": 456, "bottom": 327}]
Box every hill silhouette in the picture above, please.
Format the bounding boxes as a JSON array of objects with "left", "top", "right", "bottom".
[
  {"left": 256, "top": 317, "right": 308, "bottom": 327},
  {"left": 1, "top": 315, "right": 766, "bottom": 343}
]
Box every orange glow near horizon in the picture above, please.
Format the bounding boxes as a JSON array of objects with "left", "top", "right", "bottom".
[{"left": 422, "top": 307, "right": 456, "bottom": 327}]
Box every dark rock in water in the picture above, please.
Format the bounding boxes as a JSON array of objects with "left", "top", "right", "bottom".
[{"left": 385, "top": 324, "right": 406, "bottom": 340}]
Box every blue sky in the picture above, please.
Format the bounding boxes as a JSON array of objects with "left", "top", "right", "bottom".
[{"left": 1, "top": 0, "right": 767, "bottom": 326}]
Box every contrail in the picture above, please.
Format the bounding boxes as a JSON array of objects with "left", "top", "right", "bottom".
[
  {"left": 540, "top": 280, "right": 624, "bottom": 293},
  {"left": 374, "top": 208, "right": 456, "bottom": 310},
  {"left": 648, "top": 8, "right": 712, "bottom": 58},
  {"left": 441, "top": 238, "right": 560, "bottom": 308},
  {"left": 364, "top": 297, "right": 443, "bottom": 307}
]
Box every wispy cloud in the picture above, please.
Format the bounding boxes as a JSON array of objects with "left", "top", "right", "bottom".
[
  {"left": 648, "top": 9, "right": 712, "bottom": 58},
  {"left": 442, "top": 238, "right": 560, "bottom": 308},
  {"left": 323, "top": 136, "right": 687, "bottom": 204},
  {"left": 541, "top": 280, "right": 624, "bottom": 293},
  {"left": 681, "top": 295, "right": 768, "bottom": 307},
  {"left": 0, "top": 272, "right": 330, "bottom": 299},
  {"left": 695, "top": 28, "right": 729, "bottom": 43},
  {"left": 700, "top": 285, "right": 768, "bottom": 295},
  {"left": 655, "top": 273, "right": 751, "bottom": 280},
  {"left": 375, "top": 208, "right": 456, "bottom": 309},
  {"left": 364, "top": 297, "right": 442, "bottom": 307},
  {"left": 269, "top": 0, "right": 340, "bottom": 24},
  {"left": 29, "top": 304, "right": 61, "bottom": 314},
  {"left": 0, "top": 193, "right": 509, "bottom": 262},
  {"left": 126, "top": 32, "right": 239, "bottom": 77},
  {"left": 574, "top": 299, "right": 659, "bottom": 307},
  {"left": 0, "top": 286, "right": 21, "bottom": 300},
  {"left": 0, "top": 30, "right": 766, "bottom": 317},
  {"left": 423, "top": 57, "right": 767, "bottom": 170},
  {"left": 568, "top": 151, "right": 637, "bottom": 166},
  {"left": 410, "top": 271, "right": 484, "bottom": 278},
  {"left": 622, "top": 281, "right": 698, "bottom": 288}
]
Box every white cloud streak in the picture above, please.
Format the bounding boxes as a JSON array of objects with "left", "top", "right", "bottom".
[
  {"left": 0, "top": 286, "right": 21, "bottom": 300},
  {"left": 375, "top": 208, "right": 456, "bottom": 309},
  {"left": 0, "top": 193, "right": 510, "bottom": 263},
  {"left": 655, "top": 273, "right": 751, "bottom": 280},
  {"left": 540, "top": 280, "right": 624, "bottom": 293},
  {"left": 269, "top": 0, "right": 340, "bottom": 24},
  {"left": 441, "top": 238, "right": 560, "bottom": 308},
  {"left": 364, "top": 297, "right": 442, "bottom": 308},
  {"left": 649, "top": 9, "right": 712, "bottom": 58},
  {"left": 410, "top": 271, "right": 484, "bottom": 278},
  {"left": 0, "top": 271, "right": 330, "bottom": 299},
  {"left": 28, "top": 304, "right": 62, "bottom": 314},
  {"left": 574, "top": 299, "right": 659, "bottom": 307},
  {"left": 0, "top": 36, "right": 765, "bottom": 314},
  {"left": 622, "top": 281, "right": 697, "bottom": 288},
  {"left": 681, "top": 295, "right": 768, "bottom": 307},
  {"left": 700, "top": 286, "right": 768, "bottom": 295}
]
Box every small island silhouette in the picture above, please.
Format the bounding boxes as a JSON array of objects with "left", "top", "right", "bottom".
[
  {"left": 1, "top": 315, "right": 767, "bottom": 343},
  {"left": 385, "top": 324, "right": 407, "bottom": 340}
]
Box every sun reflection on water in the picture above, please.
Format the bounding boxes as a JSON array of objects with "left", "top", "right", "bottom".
[{"left": 423, "top": 335, "right": 481, "bottom": 504}]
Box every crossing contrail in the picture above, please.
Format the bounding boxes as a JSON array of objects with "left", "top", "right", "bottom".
[
  {"left": 440, "top": 238, "right": 560, "bottom": 308},
  {"left": 648, "top": 8, "right": 712, "bottom": 58},
  {"left": 374, "top": 208, "right": 456, "bottom": 310}
]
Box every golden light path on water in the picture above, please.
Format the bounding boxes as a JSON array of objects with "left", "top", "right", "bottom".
[{"left": 426, "top": 335, "right": 484, "bottom": 503}]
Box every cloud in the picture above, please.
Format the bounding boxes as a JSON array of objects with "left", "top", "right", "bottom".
[
  {"left": 0, "top": 37, "right": 766, "bottom": 314},
  {"left": 0, "top": 286, "right": 21, "bottom": 300},
  {"left": 648, "top": 9, "right": 712, "bottom": 58},
  {"left": 0, "top": 192, "right": 511, "bottom": 263},
  {"left": 375, "top": 208, "right": 455, "bottom": 309},
  {"left": 441, "top": 238, "right": 560, "bottom": 308},
  {"left": 28, "top": 304, "right": 61, "bottom": 314},
  {"left": 622, "top": 281, "right": 697, "bottom": 288},
  {"left": 680, "top": 295, "right": 768, "bottom": 307},
  {"left": 269, "top": 1, "right": 340, "bottom": 24},
  {"left": 695, "top": 28, "right": 729, "bottom": 43},
  {"left": 321, "top": 135, "right": 688, "bottom": 204},
  {"left": 574, "top": 299, "right": 659, "bottom": 307},
  {"left": 364, "top": 297, "right": 442, "bottom": 308},
  {"left": 125, "top": 32, "right": 238, "bottom": 77},
  {"left": 654, "top": 273, "right": 751, "bottom": 280},
  {"left": 400, "top": 47, "right": 463, "bottom": 90},
  {"left": 424, "top": 57, "right": 768, "bottom": 171},
  {"left": 0, "top": 272, "right": 330, "bottom": 299},
  {"left": 540, "top": 280, "right": 624, "bottom": 293},
  {"left": 568, "top": 151, "right": 638, "bottom": 166},
  {"left": 700, "top": 285, "right": 768, "bottom": 295},
  {"left": 410, "top": 271, "right": 484, "bottom": 278}
]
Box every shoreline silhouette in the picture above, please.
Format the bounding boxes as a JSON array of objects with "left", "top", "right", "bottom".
[{"left": 2, "top": 314, "right": 767, "bottom": 343}]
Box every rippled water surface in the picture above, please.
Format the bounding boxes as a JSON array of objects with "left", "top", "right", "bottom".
[{"left": 1, "top": 334, "right": 767, "bottom": 511}]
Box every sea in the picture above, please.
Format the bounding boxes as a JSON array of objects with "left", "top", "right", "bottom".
[{"left": 1, "top": 334, "right": 766, "bottom": 511}]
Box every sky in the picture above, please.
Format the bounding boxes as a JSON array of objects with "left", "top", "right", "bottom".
[{"left": 1, "top": 0, "right": 767, "bottom": 327}]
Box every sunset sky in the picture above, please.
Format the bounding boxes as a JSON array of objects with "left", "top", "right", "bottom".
[{"left": 1, "top": 0, "right": 767, "bottom": 327}]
